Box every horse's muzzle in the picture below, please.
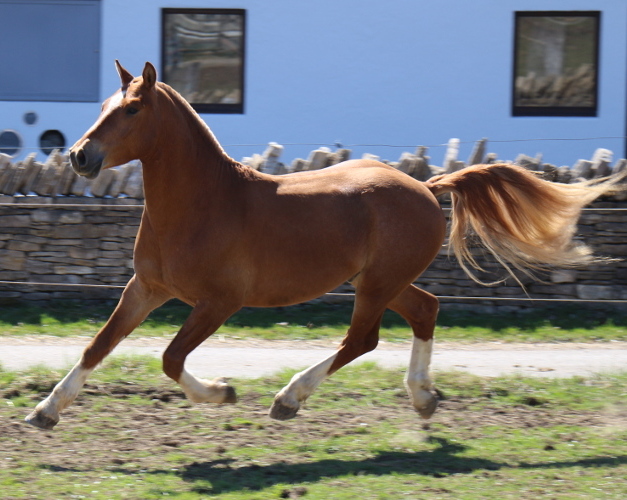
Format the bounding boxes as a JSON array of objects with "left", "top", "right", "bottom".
[{"left": 69, "top": 140, "right": 104, "bottom": 179}]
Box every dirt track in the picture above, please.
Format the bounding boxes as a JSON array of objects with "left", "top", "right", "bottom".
[
  {"left": 1, "top": 336, "right": 627, "bottom": 378},
  {"left": 2, "top": 337, "right": 627, "bottom": 499}
]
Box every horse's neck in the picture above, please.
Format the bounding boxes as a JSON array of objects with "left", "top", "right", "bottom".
[{"left": 139, "top": 111, "right": 248, "bottom": 225}]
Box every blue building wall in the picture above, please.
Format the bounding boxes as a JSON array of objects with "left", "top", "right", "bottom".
[{"left": 3, "top": 0, "right": 627, "bottom": 167}]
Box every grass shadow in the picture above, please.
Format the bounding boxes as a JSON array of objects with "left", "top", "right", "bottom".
[
  {"left": 36, "top": 438, "right": 627, "bottom": 495},
  {"left": 122, "top": 439, "right": 627, "bottom": 494},
  {"left": 225, "top": 303, "right": 627, "bottom": 333},
  {"left": 0, "top": 299, "right": 191, "bottom": 328},
  {"left": 436, "top": 304, "right": 627, "bottom": 332},
  {"left": 1, "top": 299, "right": 626, "bottom": 335}
]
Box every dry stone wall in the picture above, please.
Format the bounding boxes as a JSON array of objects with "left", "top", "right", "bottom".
[
  {"left": 422, "top": 203, "right": 627, "bottom": 307},
  {"left": 0, "top": 139, "right": 625, "bottom": 308},
  {"left": 0, "top": 201, "right": 141, "bottom": 303}
]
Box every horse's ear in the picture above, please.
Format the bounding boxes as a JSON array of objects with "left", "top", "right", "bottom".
[
  {"left": 115, "top": 60, "right": 134, "bottom": 90},
  {"left": 142, "top": 62, "right": 157, "bottom": 90}
]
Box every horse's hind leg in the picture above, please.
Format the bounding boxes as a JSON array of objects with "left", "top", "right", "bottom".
[
  {"left": 162, "top": 300, "right": 239, "bottom": 405},
  {"left": 25, "top": 276, "right": 169, "bottom": 430},
  {"left": 388, "top": 285, "right": 440, "bottom": 419},
  {"left": 270, "top": 293, "right": 386, "bottom": 420}
]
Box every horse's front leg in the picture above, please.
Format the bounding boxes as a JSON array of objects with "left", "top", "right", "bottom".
[
  {"left": 162, "top": 300, "right": 240, "bottom": 405},
  {"left": 25, "top": 276, "right": 169, "bottom": 430}
]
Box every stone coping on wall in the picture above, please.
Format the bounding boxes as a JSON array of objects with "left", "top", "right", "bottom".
[{"left": 1, "top": 139, "right": 626, "bottom": 202}]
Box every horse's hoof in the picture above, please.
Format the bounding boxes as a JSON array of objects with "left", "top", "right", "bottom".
[
  {"left": 25, "top": 411, "right": 58, "bottom": 430},
  {"left": 269, "top": 400, "right": 299, "bottom": 421},
  {"left": 210, "top": 377, "right": 237, "bottom": 404},
  {"left": 416, "top": 395, "right": 439, "bottom": 420},
  {"left": 221, "top": 385, "right": 237, "bottom": 404}
]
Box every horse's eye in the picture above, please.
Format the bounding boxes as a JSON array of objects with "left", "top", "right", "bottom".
[{"left": 126, "top": 107, "right": 139, "bottom": 115}]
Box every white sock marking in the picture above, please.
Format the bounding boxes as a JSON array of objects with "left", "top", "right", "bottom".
[
  {"left": 277, "top": 351, "right": 339, "bottom": 405},
  {"left": 33, "top": 359, "right": 94, "bottom": 421},
  {"left": 179, "top": 368, "right": 230, "bottom": 403},
  {"left": 405, "top": 338, "right": 434, "bottom": 408}
]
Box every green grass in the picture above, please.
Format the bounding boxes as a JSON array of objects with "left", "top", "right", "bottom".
[
  {"left": 1, "top": 358, "right": 626, "bottom": 499},
  {"left": 0, "top": 299, "right": 626, "bottom": 343}
]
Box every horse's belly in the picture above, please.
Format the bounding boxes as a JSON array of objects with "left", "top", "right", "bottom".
[{"left": 244, "top": 244, "right": 363, "bottom": 307}]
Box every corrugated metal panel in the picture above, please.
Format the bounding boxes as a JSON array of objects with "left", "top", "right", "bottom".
[{"left": 0, "top": 0, "right": 100, "bottom": 102}]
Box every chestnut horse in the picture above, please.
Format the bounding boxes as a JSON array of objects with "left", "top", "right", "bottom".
[{"left": 26, "top": 61, "right": 623, "bottom": 430}]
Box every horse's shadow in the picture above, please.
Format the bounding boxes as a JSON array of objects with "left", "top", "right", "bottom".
[
  {"left": 178, "top": 438, "right": 490, "bottom": 494},
  {"left": 130, "top": 437, "right": 627, "bottom": 495}
]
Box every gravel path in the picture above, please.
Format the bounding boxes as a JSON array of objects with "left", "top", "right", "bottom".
[{"left": 1, "top": 336, "right": 626, "bottom": 378}]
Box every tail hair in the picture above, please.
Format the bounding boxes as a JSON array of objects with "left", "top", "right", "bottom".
[{"left": 425, "top": 163, "right": 626, "bottom": 286}]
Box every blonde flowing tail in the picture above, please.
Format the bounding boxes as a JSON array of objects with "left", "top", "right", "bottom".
[{"left": 424, "top": 163, "right": 626, "bottom": 284}]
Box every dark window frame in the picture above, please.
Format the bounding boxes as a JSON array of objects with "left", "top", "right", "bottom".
[
  {"left": 161, "top": 8, "right": 246, "bottom": 114},
  {"left": 512, "top": 11, "right": 600, "bottom": 117}
]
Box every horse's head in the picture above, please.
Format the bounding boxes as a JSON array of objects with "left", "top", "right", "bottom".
[{"left": 69, "top": 61, "right": 160, "bottom": 179}]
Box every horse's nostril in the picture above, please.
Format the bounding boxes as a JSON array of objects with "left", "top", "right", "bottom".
[
  {"left": 70, "top": 149, "right": 87, "bottom": 169},
  {"left": 77, "top": 149, "right": 87, "bottom": 167}
]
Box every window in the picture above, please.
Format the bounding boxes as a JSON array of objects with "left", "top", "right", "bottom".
[
  {"left": 162, "top": 8, "right": 246, "bottom": 114},
  {"left": 0, "top": 0, "right": 100, "bottom": 102},
  {"left": 513, "top": 11, "right": 600, "bottom": 117},
  {"left": 0, "top": 130, "right": 21, "bottom": 156},
  {"left": 39, "top": 130, "right": 66, "bottom": 156}
]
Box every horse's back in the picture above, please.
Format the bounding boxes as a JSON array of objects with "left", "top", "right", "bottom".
[
  {"left": 275, "top": 159, "right": 444, "bottom": 233},
  {"left": 239, "top": 159, "right": 446, "bottom": 305}
]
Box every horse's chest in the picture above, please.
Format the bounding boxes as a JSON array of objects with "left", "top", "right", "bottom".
[{"left": 134, "top": 226, "right": 230, "bottom": 292}]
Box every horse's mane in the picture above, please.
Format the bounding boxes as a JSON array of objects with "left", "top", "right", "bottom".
[{"left": 156, "top": 82, "right": 239, "bottom": 167}]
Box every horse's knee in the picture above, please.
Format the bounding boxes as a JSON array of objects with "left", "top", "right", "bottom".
[
  {"left": 363, "top": 333, "right": 379, "bottom": 353},
  {"left": 162, "top": 350, "right": 184, "bottom": 382}
]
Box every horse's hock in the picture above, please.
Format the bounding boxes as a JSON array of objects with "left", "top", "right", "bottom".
[{"left": 0, "top": 142, "right": 626, "bottom": 308}]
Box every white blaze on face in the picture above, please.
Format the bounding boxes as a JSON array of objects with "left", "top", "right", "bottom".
[
  {"left": 76, "top": 90, "right": 126, "bottom": 144},
  {"left": 103, "top": 90, "right": 125, "bottom": 116}
]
